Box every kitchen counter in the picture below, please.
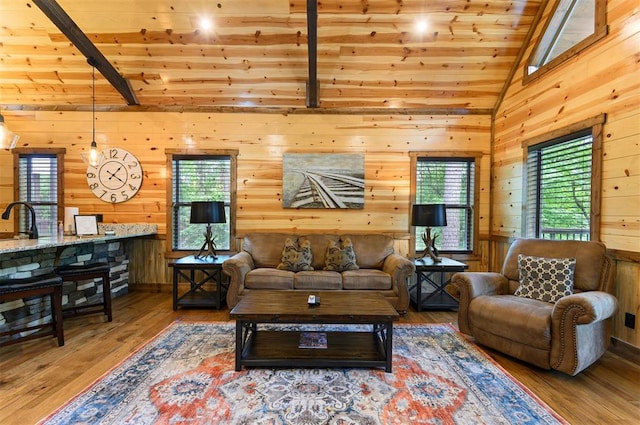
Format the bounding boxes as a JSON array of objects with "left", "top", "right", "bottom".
[
  {"left": 0, "top": 223, "right": 157, "bottom": 254},
  {"left": 0, "top": 223, "right": 158, "bottom": 338}
]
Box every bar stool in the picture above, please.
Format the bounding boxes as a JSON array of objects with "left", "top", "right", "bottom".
[
  {"left": 0, "top": 273, "right": 64, "bottom": 347},
  {"left": 56, "top": 263, "right": 112, "bottom": 322}
]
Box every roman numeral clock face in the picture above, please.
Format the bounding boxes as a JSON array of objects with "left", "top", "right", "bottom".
[{"left": 86, "top": 148, "right": 143, "bottom": 203}]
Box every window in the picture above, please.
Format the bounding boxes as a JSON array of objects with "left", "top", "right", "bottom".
[
  {"left": 522, "top": 115, "right": 604, "bottom": 241},
  {"left": 525, "top": 131, "right": 593, "bottom": 240},
  {"left": 13, "top": 150, "right": 64, "bottom": 237},
  {"left": 525, "top": 0, "right": 607, "bottom": 81},
  {"left": 170, "top": 153, "right": 235, "bottom": 251},
  {"left": 413, "top": 156, "right": 477, "bottom": 254}
]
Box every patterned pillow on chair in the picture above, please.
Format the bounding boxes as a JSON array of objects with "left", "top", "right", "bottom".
[
  {"left": 324, "top": 238, "right": 359, "bottom": 272},
  {"left": 515, "top": 254, "right": 576, "bottom": 303},
  {"left": 276, "top": 238, "right": 314, "bottom": 272}
]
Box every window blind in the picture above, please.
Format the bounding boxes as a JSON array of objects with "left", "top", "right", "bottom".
[
  {"left": 416, "top": 158, "right": 475, "bottom": 252},
  {"left": 526, "top": 132, "right": 592, "bottom": 240},
  {"left": 18, "top": 155, "right": 58, "bottom": 237},
  {"left": 172, "top": 156, "right": 231, "bottom": 250}
]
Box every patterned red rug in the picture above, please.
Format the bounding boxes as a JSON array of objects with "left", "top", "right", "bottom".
[{"left": 39, "top": 322, "right": 568, "bottom": 424}]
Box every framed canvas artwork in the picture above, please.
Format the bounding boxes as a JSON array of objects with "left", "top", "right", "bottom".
[{"left": 282, "top": 153, "right": 365, "bottom": 209}]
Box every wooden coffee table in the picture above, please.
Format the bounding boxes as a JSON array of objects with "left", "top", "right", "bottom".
[{"left": 229, "top": 290, "right": 400, "bottom": 372}]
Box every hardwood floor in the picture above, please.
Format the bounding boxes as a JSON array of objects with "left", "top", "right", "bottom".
[{"left": 1, "top": 291, "right": 638, "bottom": 424}]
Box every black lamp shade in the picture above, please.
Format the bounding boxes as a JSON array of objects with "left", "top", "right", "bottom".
[
  {"left": 190, "top": 201, "right": 226, "bottom": 224},
  {"left": 411, "top": 204, "right": 447, "bottom": 227}
]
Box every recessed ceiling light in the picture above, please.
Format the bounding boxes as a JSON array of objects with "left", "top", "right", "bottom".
[
  {"left": 415, "top": 19, "right": 428, "bottom": 33},
  {"left": 199, "top": 17, "right": 213, "bottom": 32}
]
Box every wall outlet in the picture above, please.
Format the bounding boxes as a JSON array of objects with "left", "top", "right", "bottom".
[{"left": 624, "top": 313, "right": 636, "bottom": 329}]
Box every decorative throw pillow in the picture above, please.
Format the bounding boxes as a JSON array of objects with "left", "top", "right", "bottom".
[
  {"left": 324, "top": 238, "right": 359, "bottom": 272},
  {"left": 514, "top": 254, "right": 576, "bottom": 303},
  {"left": 276, "top": 238, "right": 314, "bottom": 272}
]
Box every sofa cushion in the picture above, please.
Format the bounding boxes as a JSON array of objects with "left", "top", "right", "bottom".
[
  {"left": 245, "top": 268, "right": 294, "bottom": 290},
  {"left": 514, "top": 254, "right": 575, "bottom": 303},
  {"left": 277, "top": 238, "right": 314, "bottom": 272},
  {"left": 324, "top": 238, "right": 359, "bottom": 272},
  {"left": 469, "top": 294, "right": 553, "bottom": 351},
  {"left": 243, "top": 233, "right": 293, "bottom": 268},
  {"left": 342, "top": 269, "right": 392, "bottom": 290},
  {"left": 341, "top": 234, "right": 393, "bottom": 269},
  {"left": 295, "top": 271, "right": 343, "bottom": 290}
]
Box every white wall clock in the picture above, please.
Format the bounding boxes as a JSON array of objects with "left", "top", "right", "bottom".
[{"left": 86, "top": 148, "right": 143, "bottom": 203}]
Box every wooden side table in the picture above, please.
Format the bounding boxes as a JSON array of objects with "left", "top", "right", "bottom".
[
  {"left": 411, "top": 257, "right": 468, "bottom": 311},
  {"left": 169, "top": 254, "right": 232, "bottom": 310}
]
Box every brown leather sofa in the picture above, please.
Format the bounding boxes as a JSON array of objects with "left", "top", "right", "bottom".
[
  {"left": 447, "top": 238, "right": 617, "bottom": 375},
  {"left": 222, "top": 233, "right": 415, "bottom": 314}
]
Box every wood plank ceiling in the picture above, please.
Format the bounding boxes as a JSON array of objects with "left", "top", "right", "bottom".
[{"left": 0, "top": 0, "right": 543, "bottom": 113}]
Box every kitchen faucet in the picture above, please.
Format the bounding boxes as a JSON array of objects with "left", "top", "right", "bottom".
[{"left": 2, "top": 201, "right": 39, "bottom": 239}]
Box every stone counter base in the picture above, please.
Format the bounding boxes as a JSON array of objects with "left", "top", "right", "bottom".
[{"left": 0, "top": 241, "right": 129, "bottom": 344}]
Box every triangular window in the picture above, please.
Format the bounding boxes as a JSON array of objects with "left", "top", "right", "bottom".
[{"left": 525, "top": 0, "right": 607, "bottom": 81}]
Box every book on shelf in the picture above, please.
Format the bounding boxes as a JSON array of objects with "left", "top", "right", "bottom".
[{"left": 298, "top": 332, "right": 328, "bottom": 349}]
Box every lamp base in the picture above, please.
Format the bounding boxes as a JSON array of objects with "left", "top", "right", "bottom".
[
  {"left": 419, "top": 228, "right": 442, "bottom": 263},
  {"left": 194, "top": 225, "right": 218, "bottom": 259}
]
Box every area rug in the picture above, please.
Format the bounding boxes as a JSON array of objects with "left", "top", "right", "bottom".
[{"left": 39, "top": 322, "right": 568, "bottom": 425}]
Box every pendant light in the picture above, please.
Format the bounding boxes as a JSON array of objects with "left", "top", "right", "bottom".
[
  {"left": 87, "top": 57, "right": 100, "bottom": 167},
  {"left": 0, "top": 112, "right": 20, "bottom": 150}
]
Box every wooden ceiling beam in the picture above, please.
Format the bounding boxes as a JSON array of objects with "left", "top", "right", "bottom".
[
  {"left": 1, "top": 104, "right": 493, "bottom": 116},
  {"left": 306, "top": 0, "right": 319, "bottom": 108},
  {"left": 32, "top": 0, "right": 139, "bottom": 106}
]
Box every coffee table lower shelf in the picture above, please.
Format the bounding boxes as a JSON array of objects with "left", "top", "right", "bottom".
[{"left": 235, "top": 325, "right": 392, "bottom": 372}]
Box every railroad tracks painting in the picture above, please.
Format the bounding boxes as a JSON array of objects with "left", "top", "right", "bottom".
[{"left": 283, "top": 154, "right": 365, "bottom": 209}]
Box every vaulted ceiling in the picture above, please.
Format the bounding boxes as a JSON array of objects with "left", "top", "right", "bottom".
[{"left": 0, "top": 0, "right": 545, "bottom": 113}]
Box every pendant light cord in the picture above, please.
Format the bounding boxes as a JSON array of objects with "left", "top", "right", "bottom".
[
  {"left": 92, "top": 64, "right": 95, "bottom": 141},
  {"left": 87, "top": 57, "right": 99, "bottom": 166}
]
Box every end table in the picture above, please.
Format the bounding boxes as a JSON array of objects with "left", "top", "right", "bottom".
[
  {"left": 169, "top": 254, "right": 232, "bottom": 310},
  {"left": 411, "top": 257, "right": 468, "bottom": 311}
]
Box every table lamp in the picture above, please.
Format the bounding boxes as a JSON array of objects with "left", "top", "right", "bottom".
[
  {"left": 190, "top": 201, "right": 226, "bottom": 259},
  {"left": 411, "top": 204, "right": 447, "bottom": 262}
]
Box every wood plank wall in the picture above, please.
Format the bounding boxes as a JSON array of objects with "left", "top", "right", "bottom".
[
  {"left": 0, "top": 111, "right": 492, "bottom": 280},
  {"left": 493, "top": 0, "right": 640, "bottom": 347},
  {"left": 1, "top": 0, "right": 636, "bottom": 349}
]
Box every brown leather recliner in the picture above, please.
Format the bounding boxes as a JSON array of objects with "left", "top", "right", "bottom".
[{"left": 446, "top": 238, "right": 617, "bottom": 376}]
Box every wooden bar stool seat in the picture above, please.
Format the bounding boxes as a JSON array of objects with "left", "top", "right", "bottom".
[
  {"left": 56, "top": 263, "right": 112, "bottom": 322},
  {"left": 0, "top": 273, "right": 64, "bottom": 347}
]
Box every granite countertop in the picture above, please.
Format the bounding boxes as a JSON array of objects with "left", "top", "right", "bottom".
[{"left": 0, "top": 223, "right": 157, "bottom": 254}]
